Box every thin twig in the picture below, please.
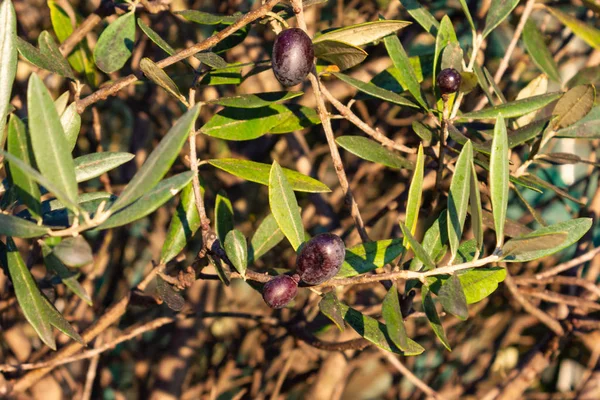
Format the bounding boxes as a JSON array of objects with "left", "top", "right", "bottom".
[
  {"left": 535, "top": 247, "right": 600, "bottom": 279},
  {"left": 320, "top": 85, "right": 416, "bottom": 154},
  {"left": 380, "top": 349, "right": 443, "bottom": 400},
  {"left": 81, "top": 336, "right": 102, "bottom": 400},
  {"left": 515, "top": 275, "right": 600, "bottom": 298},
  {"left": 504, "top": 272, "right": 565, "bottom": 336},
  {"left": 519, "top": 287, "right": 600, "bottom": 311},
  {"left": 291, "top": 0, "right": 369, "bottom": 243}
]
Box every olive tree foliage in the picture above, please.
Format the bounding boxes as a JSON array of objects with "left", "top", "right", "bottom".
[{"left": 0, "top": 0, "right": 597, "bottom": 369}]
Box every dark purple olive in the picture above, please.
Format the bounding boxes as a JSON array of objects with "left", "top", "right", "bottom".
[
  {"left": 437, "top": 68, "right": 461, "bottom": 94},
  {"left": 262, "top": 275, "right": 299, "bottom": 309},
  {"left": 296, "top": 233, "right": 345, "bottom": 285},
  {"left": 272, "top": 28, "right": 314, "bottom": 87}
]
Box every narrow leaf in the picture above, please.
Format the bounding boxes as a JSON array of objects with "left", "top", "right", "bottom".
[
  {"left": 523, "top": 20, "right": 561, "bottom": 83},
  {"left": 422, "top": 285, "right": 451, "bottom": 351},
  {"left": 208, "top": 158, "right": 330, "bottom": 193},
  {"left": 319, "top": 292, "right": 345, "bottom": 332},
  {"left": 249, "top": 213, "right": 284, "bottom": 262},
  {"left": 111, "top": 104, "right": 200, "bottom": 212},
  {"left": 207, "top": 91, "right": 303, "bottom": 108},
  {"left": 224, "top": 230, "right": 247, "bottom": 278},
  {"left": 384, "top": 33, "right": 427, "bottom": 109},
  {"left": 400, "top": 221, "right": 435, "bottom": 270},
  {"left": 438, "top": 275, "right": 468, "bottom": 320},
  {"left": 337, "top": 239, "right": 405, "bottom": 278},
  {"left": 502, "top": 232, "right": 568, "bottom": 260},
  {"left": 332, "top": 72, "right": 418, "bottom": 108},
  {"left": 28, "top": 73, "right": 78, "bottom": 207},
  {"left": 502, "top": 218, "right": 592, "bottom": 262},
  {"left": 398, "top": 0, "right": 439, "bottom": 35},
  {"left": 490, "top": 115, "right": 509, "bottom": 248},
  {"left": 74, "top": 152, "right": 134, "bottom": 183},
  {"left": 313, "top": 39, "right": 367, "bottom": 71},
  {"left": 552, "top": 84, "right": 596, "bottom": 130},
  {"left": 1, "top": 238, "right": 55, "bottom": 349},
  {"left": 140, "top": 57, "right": 186, "bottom": 104},
  {"left": 427, "top": 267, "right": 507, "bottom": 304},
  {"left": 160, "top": 182, "right": 201, "bottom": 264},
  {"left": 482, "top": 0, "right": 519, "bottom": 39},
  {"left": 404, "top": 144, "right": 424, "bottom": 249},
  {"left": 52, "top": 236, "right": 93, "bottom": 267},
  {"left": 60, "top": 103, "right": 81, "bottom": 151},
  {"left": 99, "top": 172, "right": 193, "bottom": 230},
  {"left": 0, "top": 0, "right": 17, "bottom": 144},
  {"left": 0, "top": 150, "right": 81, "bottom": 212},
  {"left": 383, "top": 285, "right": 424, "bottom": 354},
  {"left": 336, "top": 136, "right": 414, "bottom": 170},
  {"left": 7, "top": 114, "right": 42, "bottom": 217},
  {"left": 409, "top": 212, "right": 448, "bottom": 272},
  {"left": 215, "top": 190, "right": 234, "bottom": 244},
  {"left": 268, "top": 162, "right": 304, "bottom": 250},
  {"left": 469, "top": 162, "right": 483, "bottom": 251},
  {"left": 447, "top": 141, "right": 472, "bottom": 259},
  {"left": 0, "top": 213, "right": 50, "bottom": 237},
  {"left": 457, "top": 93, "right": 562, "bottom": 121},
  {"left": 339, "top": 301, "right": 423, "bottom": 355},
  {"left": 314, "top": 20, "right": 411, "bottom": 47},
  {"left": 547, "top": 6, "right": 600, "bottom": 49}
]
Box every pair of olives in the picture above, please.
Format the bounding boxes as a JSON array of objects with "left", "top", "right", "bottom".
[
  {"left": 271, "top": 28, "right": 462, "bottom": 96},
  {"left": 262, "top": 233, "right": 345, "bottom": 309}
]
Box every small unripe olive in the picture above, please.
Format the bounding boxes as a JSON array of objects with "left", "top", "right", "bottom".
[
  {"left": 262, "top": 275, "right": 299, "bottom": 309},
  {"left": 437, "top": 68, "right": 461, "bottom": 94},
  {"left": 296, "top": 233, "right": 345, "bottom": 285},
  {"left": 272, "top": 28, "right": 314, "bottom": 87}
]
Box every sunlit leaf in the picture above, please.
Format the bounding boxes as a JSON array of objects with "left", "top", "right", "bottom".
[
  {"left": 490, "top": 115, "right": 509, "bottom": 248},
  {"left": 60, "top": 103, "right": 81, "bottom": 151},
  {"left": 208, "top": 158, "right": 330, "bottom": 193},
  {"left": 224, "top": 229, "right": 247, "bottom": 278},
  {"left": 313, "top": 39, "right": 367, "bottom": 70},
  {"left": 448, "top": 141, "right": 472, "bottom": 259},
  {"left": 140, "top": 57, "right": 186, "bottom": 103},
  {"left": 27, "top": 73, "right": 78, "bottom": 208},
  {"left": 74, "top": 152, "right": 134, "bottom": 183},
  {"left": 384, "top": 33, "right": 427, "bottom": 109},
  {"left": 319, "top": 292, "right": 345, "bottom": 332},
  {"left": 404, "top": 144, "right": 424, "bottom": 250},
  {"left": 398, "top": 0, "right": 439, "bottom": 35},
  {"left": 422, "top": 285, "right": 451, "bottom": 351},
  {"left": 268, "top": 162, "right": 304, "bottom": 251},
  {"left": 547, "top": 6, "right": 600, "bottom": 49},
  {"left": 249, "top": 213, "right": 284, "bottom": 263},
  {"left": 457, "top": 93, "right": 562, "bottom": 121},
  {"left": 337, "top": 239, "right": 405, "bottom": 278},
  {"left": 215, "top": 190, "right": 234, "bottom": 244},
  {"left": 383, "top": 285, "right": 425, "bottom": 354},
  {"left": 314, "top": 20, "right": 410, "bottom": 47},
  {"left": 332, "top": 72, "right": 418, "bottom": 108},
  {"left": 336, "top": 136, "right": 414, "bottom": 170},
  {"left": 160, "top": 182, "right": 202, "bottom": 264},
  {"left": 99, "top": 172, "right": 193, "bottom": 230},
  {"left": 207, "top": 91, "right": 303, "bottom": 108}
]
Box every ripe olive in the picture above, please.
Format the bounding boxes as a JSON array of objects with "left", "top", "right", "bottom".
[
  {"left": 272, "top": 28, "right": 314, "bottom": 87},
  {"left": 437, "top": 68, "right": 461, "bottom": 94},
  {"left": 296, "top": 233, "right": 345, "bottom": 285},
  {"left": 262, "top": 274, "right": 299, "bottom": 309}
]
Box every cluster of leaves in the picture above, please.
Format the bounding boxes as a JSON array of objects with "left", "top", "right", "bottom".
[{"left": 0, "top": 0, "right": 598, "bottom": 359}]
